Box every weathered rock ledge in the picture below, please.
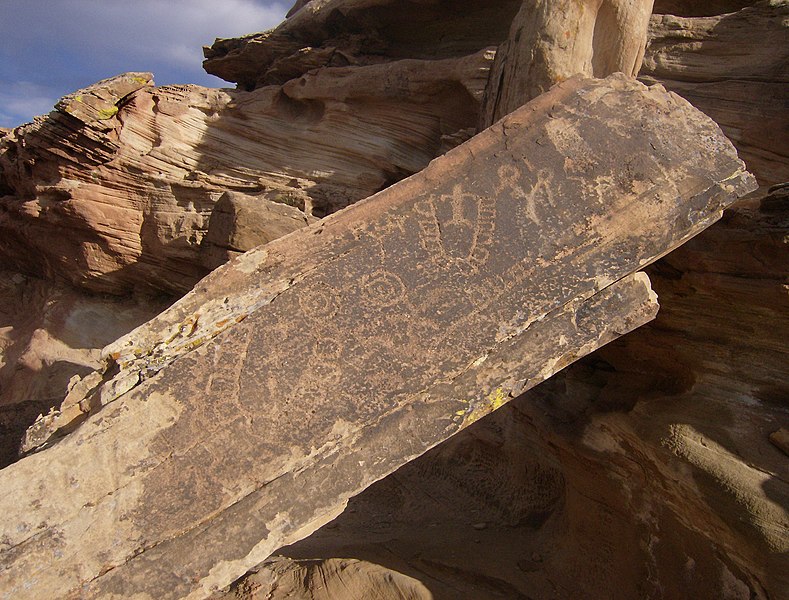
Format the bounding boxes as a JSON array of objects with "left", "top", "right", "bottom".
[
  {"left": 0, "top": 75, "right": 756, "bottom": 599},
  {"left": 0, "top": 1, "right": 785, "bottom": 599},
  {"left": 0, "top": 52, "right": 494, "bottom": 295}
]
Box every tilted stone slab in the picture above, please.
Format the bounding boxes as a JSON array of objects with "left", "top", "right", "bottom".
[{"left": 0, "top": 74, "right": 755, "bottom": 599}]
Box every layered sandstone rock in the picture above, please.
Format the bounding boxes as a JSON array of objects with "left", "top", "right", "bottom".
[
  {"left": 2, "top": 1, "right": 782, "bottom": 299},
  {"left": 642, "top": 0, "right": 789, "bottom": 186},
  {"left": 200, "top": 191, "right": 317, "bottom": 270},
  {"left": 0, "top": 75, "right": 756, "bottom": 599},
  {"left": 0, "top": 51, "right": 493, "bottom": 295}
]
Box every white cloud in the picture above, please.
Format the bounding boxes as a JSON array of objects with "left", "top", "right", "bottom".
[
  {"left": 57, "top": 0, "right": 288, "bottom": 61},
  {"left": 0, "top": 0, "right": 289, "bottom": 126},
  {"left": 0, "top": 82, "right": 58, "bottom": 127}
]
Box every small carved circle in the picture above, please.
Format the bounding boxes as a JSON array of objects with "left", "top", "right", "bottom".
[
  {"left": 298, "top": 283, "right": 338, "bottom": 318},
  {"left": 361, "top": 270, "right": 406, "bottom": 308}
]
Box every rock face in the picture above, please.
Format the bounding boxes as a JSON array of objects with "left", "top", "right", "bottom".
[
  {"left": 2, "top": 1, "right": 783, "bottom": 298},
  {"left": 204, "top": 0, "right": 657, "bottom": 130},
  {"left": 653, "top": 0, "right": 760, "bottom": 16},
  {"left": 0, "top": 51, "right": 493, "bottom": 295},
  {"left": 0, "top": 1, "right": 786, "bottom": 599},
  {"left": 222, "top": 557, "right": 433, "bottom": 600},
  {"left": 224, "top": 189, "right": 787, "bottom": 600},
  {"left": 0, "top": 271, "right": 170, "bottom": 469},
  {"left": 0, "top": 74, "right": 756, "bottom": 600},
  {"left": 480, "top": 0, "right": 655, "bottom": 127},
  {"left": 642, "top": 1, "right": 789, "bottom": 186}
]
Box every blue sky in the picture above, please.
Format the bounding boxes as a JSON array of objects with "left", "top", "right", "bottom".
[{"left": 0, "top": 0, "right": 289, "bottom": 128}]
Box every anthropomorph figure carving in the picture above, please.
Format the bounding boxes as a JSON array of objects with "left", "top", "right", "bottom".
[{"left": 481, "top": 0, "right": 655, "bottom": 127}]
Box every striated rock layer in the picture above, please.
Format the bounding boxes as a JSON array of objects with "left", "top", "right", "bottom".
[
  {"left": 0, "top": 74, "right": 756, "bottom": 599},
  {"left": 0, "top": 51, "right": 493, "bottom": 295},
  {"left": 1, "top": 1, "right": 784, "bottom": 297},
  {"left": 642, "top": 1, "right": 789, "bottom": 186},
  {"left": 204, "top": 0, "right": 787, "bottom": 189}
]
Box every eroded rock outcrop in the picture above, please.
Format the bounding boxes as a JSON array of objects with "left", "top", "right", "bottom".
[
  {"left": 0, "top": 50, "right": 493, "bottom": 294},
  {"left": 221, "top": 557, "right": 432, "bottom": 600},
  {"left": 642, "top": 0, "right": 789, "bottom": 186},
  {"left": 3, "top": 1, "right": 782, "bottom": 299},
  {"left": 203, "top": 0, "right": 523, "bottom": 89},
  {"left": 0, "top": 271, "right": 170, "bottom": 468},
  {"left": 0, "top": 75, "right": 756, "bottom": 599},
  {"left": 203, "top": 0, "right": 787, "bottom": 190},
  {"left": 480, "top": 0, "right": 655, "bottom": 127},
  {"left": 200, "top": 191, "right": 317, "bottom": 270},
  {"left": 0, "top": 1, "right": 785, "bottom": 599}
]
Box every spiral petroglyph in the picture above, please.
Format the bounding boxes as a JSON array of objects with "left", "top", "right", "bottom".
[{"left": 360, "top": 271, "right": 407, "bottom": 308}]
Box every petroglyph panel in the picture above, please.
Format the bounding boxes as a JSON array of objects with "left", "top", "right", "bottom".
[{"left": 0, "top": 75, "right": 755, "bottom": 599}]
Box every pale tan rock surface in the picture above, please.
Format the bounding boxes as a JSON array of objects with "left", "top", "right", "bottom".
[
  {"left": 642, "top": 0, "right": 789, "bottom": 186},
  {"left": 480, "top": 0, "right": 655, "bottom": 127},
  {"left": 0, "top": 271, "right": 171, "bottom": 468},
  {"left": 0, "top": 75, "right": 756, "bottom": 600},
  {"left": 219, "top": 557, "right": 432, "bottom": 600}
]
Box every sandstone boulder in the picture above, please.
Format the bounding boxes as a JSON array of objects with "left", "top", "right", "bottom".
[
  {"left": 1, "top": 75, "right": 755, "bottom": 599},
  {"left": 480, "top": 0, "right": 655, "bottom": 127},
  {"left": 200, "top": 191, "right": 316, "bottom": 270}
]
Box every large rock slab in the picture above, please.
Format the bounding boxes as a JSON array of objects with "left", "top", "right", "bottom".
[
  {"left": 0, "top": 75, "right": 755, "bottom": 599},
  {"left": 227, "top": 188, "right": 787, "bottom": 600}
]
